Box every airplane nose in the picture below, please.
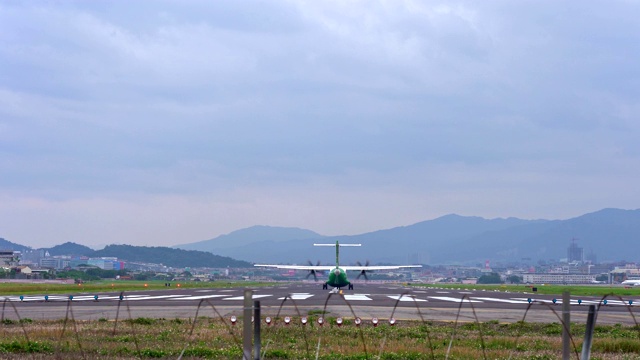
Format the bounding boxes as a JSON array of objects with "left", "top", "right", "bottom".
[{"left": 334, "top": 269, "right": 341, "bottom": 275}]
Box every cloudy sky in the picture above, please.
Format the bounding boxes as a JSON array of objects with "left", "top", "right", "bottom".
[{"left": 1, "top": 1, "right": 639, "bottom": 249}]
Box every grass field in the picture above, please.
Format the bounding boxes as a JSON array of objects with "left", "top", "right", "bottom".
[
  {"left": 409, "top": 283, "right": 640, "bottom": 298},
  {"left": 2, "top": 280, "right": 639, "bottom": 298},
  {"left": 0, "top": 316, "right": 639, "bottom": 359},
  {"left": 0, "top": 281, "right": 639, "bottom": 358},
  {"left": 0, "top": 280, "right": 279, "bottom": 296}
]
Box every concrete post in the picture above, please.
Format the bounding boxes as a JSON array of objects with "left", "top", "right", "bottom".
[
  {"left": 562, "top": 291, "right": 570, "bottom": 360},
  {"left": 581, "top": 305, "right": 597, "bottom": 360},
  {"left": 243, "top": 290, "right": 253, "bottom": 360},
  {"left": 254, "top": 300, "right": 261, "bottom": 360}
]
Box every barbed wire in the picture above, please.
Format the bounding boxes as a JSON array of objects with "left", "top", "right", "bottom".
[{"left": 1, "top": 288, "right": 639, "bottom": 359}]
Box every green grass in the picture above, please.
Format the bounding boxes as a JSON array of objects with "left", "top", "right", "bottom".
[
  {"left": 0, "top": 317, "right": 638, "bottom": 359},
  {"left": 409, "top": 283, "right": 640, "bottom": 297},
  {"left": 0, "top": 280, "right": 281, "bottom": 296}
]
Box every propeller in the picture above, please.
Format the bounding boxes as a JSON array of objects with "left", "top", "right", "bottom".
[
  {"left": 356, "top": 260, "right": 370, "bottom": 280},
  {"left": 306, "top": 260, "right": 321, "bottom": 281}
]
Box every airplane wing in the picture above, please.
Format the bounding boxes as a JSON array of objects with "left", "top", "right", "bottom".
[
  {"left": 254, "top": 264, "right": 422, "bottom": 271},
  {"left": 254, "top": 264, "right": 335, "bottom": 271},
  {"left": 341, "top": 265, "right": 422, "bottom": 271}
]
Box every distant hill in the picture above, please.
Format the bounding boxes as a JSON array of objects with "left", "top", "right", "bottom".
[
  {"left": 427, "top": 208, "right": 640, "bottom": 264},
  {"left": 92, "top": 245, "right": 252, "bottom": 268},
  {"left": 175, "top": 225, "right": 325, "bottom": 252},
  {"left": 171, "top": 215, "right": 545, "bottom": 264},
  {"left": 5, "top": 208, "right": 639, "bottom": 267},
  {"left": 171, "top": 208, "right": 640, "bottom": 265},
  {"left": 44, "top": 242, "right": 95, "bottom": 256},
  {"left": 0, "top": 238, "right": 31, "bottom": 252}
]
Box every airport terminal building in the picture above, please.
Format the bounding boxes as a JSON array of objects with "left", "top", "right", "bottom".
[{"left": 523, "top": 273, "right": 596, "bottom": 284}]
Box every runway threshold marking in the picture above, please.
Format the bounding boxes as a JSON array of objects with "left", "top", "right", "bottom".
[
  {"left": 278, "top": 293, "right": 314, "bottom": 300},
  {"left": 388, "top": 295, "right": 427, "bottom": 302},
  {"left": 343, "top": 294, "right": 372, "bottom": 301}
]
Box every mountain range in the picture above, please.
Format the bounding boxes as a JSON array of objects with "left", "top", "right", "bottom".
[
  {"left": 3, "top": 208, "right": 639, "bottom": 267},
  {"left": 175, "top": 208, "right": 640, "bottom": 266},
  {"left": 0, "top": 240, "right": 251, "bottom": 268}
]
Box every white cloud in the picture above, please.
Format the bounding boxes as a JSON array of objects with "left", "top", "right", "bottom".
[{"left": 0, "top": 1, "right": 639, "bottom": 247}]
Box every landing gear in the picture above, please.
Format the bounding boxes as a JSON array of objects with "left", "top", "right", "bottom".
[
  {"left": 348, "top": 283, "right": 353, "bottom": 290},
  {"left": 322, "top": 283, "right": 328, "bottom": 290}
]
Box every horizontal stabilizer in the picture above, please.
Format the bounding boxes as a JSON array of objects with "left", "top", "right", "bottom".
[{"left": 313, "top": 243, "right": 361, "bottom": 247}]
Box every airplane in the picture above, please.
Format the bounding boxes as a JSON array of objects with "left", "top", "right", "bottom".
[
  {"left": 254, "top": 241, "right": 422, "bottom": 290},
  {"left": 621, "top": 279, "right": 640, "bottom": 286}
]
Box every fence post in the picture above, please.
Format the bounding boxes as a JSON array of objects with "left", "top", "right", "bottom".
[
  {"left": 243, "top": 290, "right": 253, "bottom": 360},
  {"left": 254, "top": 300, "right": 261, "bottom": 360},
  {"left": 581, "top": 305, "right": 597, "bottom": 360},
  {"left": 562, "top": 290, "right": 570, "bottom": 360}
]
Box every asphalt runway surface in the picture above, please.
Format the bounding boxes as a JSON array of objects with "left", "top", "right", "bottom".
[{"left": 2, "top": 283, "right": 639, "bottom": 325}]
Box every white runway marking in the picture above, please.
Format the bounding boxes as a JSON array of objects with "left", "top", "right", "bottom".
[
  {"left": 512, "top": 297, "right": 635, "bottom": 306},
  {"left": 343, "top": 294, "right": 372, "bottom": 301},
  {"left": 388, "top": 295, "right": 427, "bottom": 302},
  {"left": 169, "top": 295, "right": 227, "bottom": 300},
  {"left": 122, "top": 295, "right": 188, "bottom": 301},
  {"left": 533, "top": 299, "right": 559, "bottom": 304},
  {"left": 588, "top": 299, "right": 632, "bottom": 306},
  {"left": 2, "top": 296, "right": 43, "bottom": 302},
  {"left": 471, "top": 297, "right": 530, "bottom": 304},
  {"left": 223, "top": 294, "right": 272, "bottom": 301},
  {"left": 278, "top": 293, "right": 314, "bottom": 300},
  {"left": 435, "top": 291, "right": 450, "bottom": 294},
  {"left": 458, "top": 292, "right": 473, "bottom": 294},
  {"left": 428, "top": 296, "right": 482, "bottom": 303},
  {"left": 2, "top": 295, "right": 147, "bottom": 302},
  {"left": 91, "top": 295, "right": 129, "bottom": 300},
  {"left": 570, "top": 300, "right": 601, "bottom": 305},
  {"left": 66, "top": 295, "right": 101, "bottom": 301}
]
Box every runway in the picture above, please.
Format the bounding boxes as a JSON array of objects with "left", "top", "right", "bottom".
[{"left": 2, "top": 283, "right": 639, "bottom": 325}]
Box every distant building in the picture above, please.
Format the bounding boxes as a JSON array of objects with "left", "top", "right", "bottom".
[
  {"left": 14, "top": 266, "right": 32, "bottom": 279},
  {"left": 40, "top": 257, "right": 71, "bottom": 270},
  {"left": 523, "top": 273, "right": 595, "bottom": 284},
  {"left": 20, "top": 249, "right": 46, "bottom": 266},
  {"left": 69, "top": 256, "right": 90, "bottom": 268},
  {"left": 567, "top": 239, "right": 584, "bottom": 263},
  {"left": 40, "top": 258, "right": 60, "bottom": 269},
  {"left": 0, "top": 251, "right": 18, "bottom": 267},
  {"left": 609, "top": 264, "right": 640, "bottom": 283},
  {"left": 87, "top": 257, "right": 121, "bottom": 270}
]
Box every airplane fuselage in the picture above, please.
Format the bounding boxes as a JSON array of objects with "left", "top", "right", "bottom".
[
  {"left": 621, "top": 280, "right": 640, "bottom": 286},
  {"left": 326, "top": 267, "right": 350, "bottom": 288}
]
